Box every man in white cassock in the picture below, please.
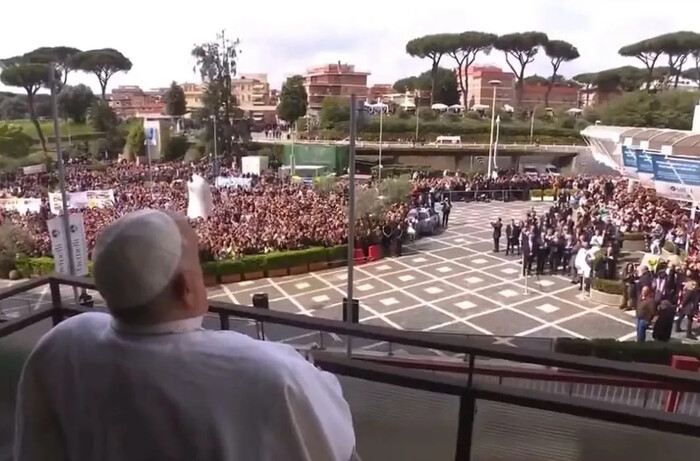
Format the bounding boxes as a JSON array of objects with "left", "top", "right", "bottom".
[{"left": 14, "top": 209, "right": 359, "bottom": 461}]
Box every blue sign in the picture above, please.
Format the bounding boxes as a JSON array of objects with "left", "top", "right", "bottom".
[
  {"left": 651, "top": 156, "right": 700, "bottom": 187},
  {"left": 145, "top": 128, "right": 156, "bottom": 141},
  {"left": 635, "top": 150, "right": 658, "bottom": 174},
  {"left": 621, "top": 146, "right": 637, "bottom": 168}
]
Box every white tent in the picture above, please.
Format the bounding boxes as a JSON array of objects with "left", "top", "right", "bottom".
[
  {"left": 471, "top": 104, "right": 489, "bottom": 111},
  {"left": 448, "top": 104, "right": 465, "bottom": 113},
  {"left": 400, "top": 101, "right": 416, "bottom": 108},
  {"left": 431, "top": 103, "right": 448, "bottom": 111}
]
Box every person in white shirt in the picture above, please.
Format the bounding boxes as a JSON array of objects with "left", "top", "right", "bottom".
[{"left": 14, "top": 209, "right": 358, "bottom": 461}]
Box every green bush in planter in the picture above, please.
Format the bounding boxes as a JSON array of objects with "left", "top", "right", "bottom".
[
  {"left": 662, "top": 240, "right": 687, "bottom": 259},
  {"left": 543, "top": 188, "right": 556, "bottom": 197},
  {"left": 554, "top": 337, "right": 700, "bottom": 365},
  {"left": 529, "top": 190, "right": 543, "bottom": 198},
  {"left": 326, "top": 245, "right": 348, "bottom": 263},
  {"left": 591, "top": 278, "right": 624, "bottom": 295},
  {"left": 217, "top": 258, "right": 246, "bottom": 276},
  {"left": 201, "top": 261, "right": 219, "bottom": 277},
  {"left": 622, "top": 232, "right": 645, "bottom": 241}
]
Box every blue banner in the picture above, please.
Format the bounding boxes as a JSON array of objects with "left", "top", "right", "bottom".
[
  {"left": 651, "top": 156, "right": 700, "bottom": 187},
  {"left": 621, "top": 146, "right": 637, "bottom": 168},
  {"left": 635, "top": 150, "right": 656, "bottom": 174}
]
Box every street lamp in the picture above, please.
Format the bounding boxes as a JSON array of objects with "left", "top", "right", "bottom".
[
  {"left": 378, "top": 95, "right": 384, "bottom": 180},
  {"left": 211, "top": 115, "right": 219, "bottom": 176},
  {"left": 487, "top": 79, "right": 501, "bottom": 178}
]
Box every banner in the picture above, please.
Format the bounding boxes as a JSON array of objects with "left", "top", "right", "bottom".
[
  {"left": 621, "top": 146, "right": 639, "bottom": 179},
  {"left": 214, "top": 176, "right": 253, "bottom": 189},
  {"left": 0, "top": 197, "right": 42, "bottom": 214},
  {"left": 651, "top": 155, "right": 700, "bottom": 201},
  {"left": 634, "top": 149, "right": 659, "bottom": 187},
  {"left": 48, "top": 189, "right": 115, "bottom": 214},
  {"left": 47, "top": 213, "right": 89, "bottom": 276},
  {"left": 187, "top": 174, "right": 213, "bottom": 219},
  {"left": 22, "top": 163, "right": 47, "bottom": 175}
]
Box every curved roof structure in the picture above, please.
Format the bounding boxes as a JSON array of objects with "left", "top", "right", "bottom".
[{"left": 580, "top": 125, "right": 700, "bottom": 157}]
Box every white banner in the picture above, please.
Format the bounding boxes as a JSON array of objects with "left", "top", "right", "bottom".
[
  {"left": 48, "top": 189, "right": 115, "bottom": 214},
  {"left": 187, "top": 174, "right": 213, "bottom": 219},
  {"left": 22, "top": 163, "right": 47, "bottom": 175},
  {"left": 0, "top": 197, "right": 42, "bottom": 214},
  {"left": 47, "top": 213, "right": 89, "bottom": 276},
  {"left": 214, "top": 176, "right": 253, "bottom": 189}
]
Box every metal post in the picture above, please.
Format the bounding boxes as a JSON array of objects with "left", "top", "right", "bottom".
[
  {"left": 530, "top": 108, "right": 536, "bottom": 143},
  {"left": 687, "top": 206, "right": 696, "bottom": 254},
  {"left": 414, "top": 101, "right": 419, "bottom": 142},
  {"left": 493, "top": 115, "right": 500, "bottom": 176},
  {"left": 49, "top": 63, "right": 79, "bottom": 307},
  {"left": 146, "top": 137, "right": 153, "bottom": 185},
  {"left": 378, "top": 105, "right": 383, "bottom": 180},
  {"left": 291, "top": 121, "right": 296, "bottom": 177},
  {"left": 212, "top": 116, "right": 219, "bottom": 176},
  {"left": 454, "top": 392, "right": 476, "bottom": 461},
  {"left": 487, "top": 86, "right": 497, "bottom": 178},
  {"left": 346, "top": 94, "right": 358, "bottom": 357}
]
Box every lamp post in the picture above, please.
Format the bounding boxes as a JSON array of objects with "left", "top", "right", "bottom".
[
  {"left": 529, "top": 106, "right": 537, "bottom": 144},
  {"left": 414, "top": 90, "right": 420, "bottom": 143},
  {"left": 211, "top": 115, "right": 219, "bottom": 176},
  {"left": 378, "top": 96, "right": 383, "bottom": 180},
  {"left": 493, "top": 115, "right": 501, "bottom": 177},
  {"left": 486, "top": 79, "right": 501, "bottom": 178}
]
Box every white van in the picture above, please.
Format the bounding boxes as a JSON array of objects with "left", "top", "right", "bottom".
[
  {"left": 520, "top": 164, "right": 560, "bottom": 177},
  {"left": 435, "top": 136, "right": 462, "bottom": 146}
]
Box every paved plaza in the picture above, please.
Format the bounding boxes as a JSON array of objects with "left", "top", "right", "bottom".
[{"left": 3, "top": 200, "right": 685, "bottom": 356}]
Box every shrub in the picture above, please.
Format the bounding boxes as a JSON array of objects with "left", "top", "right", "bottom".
[
  {"left": 162, "top": 135, "right": 190, "bottom": 161},
  {"left": 0, "top": 224, "right": 36, "bottom": 278},
  {"left": 327, "top": 245, "right": 348, "bottom": 262},
  {"left": 554, "top": 337, "right": 700, "bottom": 365},
  {"left": 529, "top": 189, "right": 556, "bottom": 199},
  {"left": 591, "top": 278, "right": 624, "bottom": 295},
  {"left": 0, "top": 122, "right": 34, "bottom": 158}
]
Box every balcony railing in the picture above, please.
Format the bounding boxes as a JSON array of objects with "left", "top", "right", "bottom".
[{"left": 1, "top": 275, "right": 700, "bottom": 460}]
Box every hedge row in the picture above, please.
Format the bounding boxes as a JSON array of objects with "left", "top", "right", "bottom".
[
  {"left": 15, "top": 245, "right": 349, "bottom": 281},
  {"left": 555, "top": 337, "right": 700, "bottom": 365},
  {"left": 591, "top": 278, "right": 624, "bottom": 295},
  {"left": 335, "top": 120, "right": 581, "bottom": 138},
  {"left": 662, "top": 240, "right": 687, "bottom": 260},
  {"left": 300, "top": 131, "right": 583, "bottom": 146},
  {"left": 529, "top": 189, "right": 556, "bottom": 198}
]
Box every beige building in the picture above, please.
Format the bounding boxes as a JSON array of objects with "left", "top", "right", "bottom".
[
  {"left": 182, "top": 82, "right": 205, "bottom": 111},
  {"left": 303, "top": 63, "right": 370, "bottom": 110},
  {"left": 233, "top": 73, "right": 271, "bottom": 108}
]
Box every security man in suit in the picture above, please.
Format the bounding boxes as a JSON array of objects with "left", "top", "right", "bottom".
[{"left": 491, "top": 218, "right": 503, "bottom": 253}]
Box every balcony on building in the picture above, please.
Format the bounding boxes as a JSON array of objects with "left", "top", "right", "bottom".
[{"left": 303, "top": 62, "right": 370, "bottom": 110}]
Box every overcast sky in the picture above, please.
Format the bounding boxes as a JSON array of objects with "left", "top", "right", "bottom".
[{"left": 1, "top": 0, "right": 698, "bottom": 94}]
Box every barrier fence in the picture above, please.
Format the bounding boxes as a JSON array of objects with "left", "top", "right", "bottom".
[{"left": 1, "top": 275, "right": 700, "bottom": 460}]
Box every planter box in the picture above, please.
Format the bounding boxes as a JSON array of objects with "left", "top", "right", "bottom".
[
  {"left": 203, "top": 273, "right": 219, "bottom": 287},
  {"left": 221, "top": 273, "right": 241, "bottom": 284},
  {"left": 529, "top": 196, "right": 555, "bottom": 202},
  {"left": 328, "top": 259, "right": 347, "bottom": 268},
  {"left": 590, "top": 288, "right": 623, "bottom": 306},
  {"left": 623, "top": 239, "right": 646, "bottom": 252},
  {"left": 289, "top": 264, "right": 309, "bottom": 275},
  {"left": 268, "top": 268, "right": 289, "bottom": 278},
  {"left": 243, "top": 271, "right": 265, "bottom": 281},
  {"left": 309, "top": 261, "right": 328, "bottom": 271}
]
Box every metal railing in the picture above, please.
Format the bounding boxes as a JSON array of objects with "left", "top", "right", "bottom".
[{"left": 1, "top": 275, "right": 700, "bottom": 460}]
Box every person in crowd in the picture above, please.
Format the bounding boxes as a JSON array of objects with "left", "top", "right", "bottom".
[
  {"left": 491, "top": 217, "right": 503, "bottom": 253},
  {"left": 14, "top": 209, "right": 358, "bottom": 461},
  {"left": 676, "top": 281, "right": 698, "bottom": 340},
  {"left": 653, "top": 299, "right": 676, "bottom": 342},
  {"left": 636, "top": 286, "right": 656, "bottom": 343},
  {"left": 441, "top": 197, "right": 451, "bottom": 227},
  {"left": 620, "top": 263, "right": 637, "bottom": 311},
  {"left": 505, "top": 219, "right": 514, "bottom": 256}
]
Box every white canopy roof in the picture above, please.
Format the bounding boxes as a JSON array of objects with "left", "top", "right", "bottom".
[{"left": 431, "top": 103, "right": 448, "bottom": 110}]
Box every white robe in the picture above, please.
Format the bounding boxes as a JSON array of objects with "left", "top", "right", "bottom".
[{"left": 14, "top": 312, "right": 356, "bottom": 461}]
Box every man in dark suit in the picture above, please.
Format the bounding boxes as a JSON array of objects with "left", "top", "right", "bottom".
[
  {"left": 637, "top": 266, "right": 653, "bottom": 297},
  {"left": 491, "top": 218, "right": 503, "bottom": 252},
  {"left": 652, "top": 300, "right": 676, "bottom": 342},
  {"left": 521, "top": 228, "right": 535, "bottom": 276},
  {"left": 505, "top": 220, "right": 513, "bottom": 255}
]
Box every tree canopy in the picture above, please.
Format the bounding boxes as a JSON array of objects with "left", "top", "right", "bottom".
[
  {"left": 444, "top": 32, "right": 497, "bottom": 107},
  {"left": 393, "top": 68, "right": 459, "bottom": 106},
  {"left": 320, "top": 96, "right": 350, "bottom": 129},
  {"left": 0, "top": 123, "right": 34, "bottom": 158},
  {"left": 72, "top": 48, "right": 132, "bottom": 99},
  {"left": 0, "top": 57, "right": 55, "bottom": 151},
  {"left": 277, "top": 75, "right": 308, "bottom": 125},
  {"left": 495, "top": 31, "right": 549, "bottom": 107},
  {"left": 164, "top": 81, "right": 187, "bottom": 116},
  {"left": 654, "top": 32, "right": 700, "bottom": 88},
  {"left": 543, "top": 39, "right": 579, "bottom": 106},
  {"left": 405, "top": 34, "right": 454, "bottom": 105},
  {"left": 586, "top": 90, "right": 698, "bottom": 129},
  {"left": 58, "top": 84, "right": 95, "bottom": 123},
  {"left": 23, "top": 46, "right": 81, "bottom": 90}
]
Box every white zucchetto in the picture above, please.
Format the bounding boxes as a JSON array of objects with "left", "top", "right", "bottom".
[{"left": 92, "top": 209, "right": 183, "bottom": 311}]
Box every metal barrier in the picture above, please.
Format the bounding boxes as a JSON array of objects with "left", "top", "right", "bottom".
[{"left": 1, "top": 276, "right": 700, "bottom": 460}]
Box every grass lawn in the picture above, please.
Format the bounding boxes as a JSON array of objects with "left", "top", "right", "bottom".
[{"left": 8, "top": 119, "right": 96, "bottom": 138}]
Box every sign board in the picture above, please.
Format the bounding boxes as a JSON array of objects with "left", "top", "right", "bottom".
[
  {"left": 620, "top": 146, "right": 639, "bottom": 179},
  {"left": 214, "top": 176, "right": 253, "bottom": 189},
  {"left": 651, "top": 155, "right": 700, "bottom": 202},
  {"left": 634, "top": 149, "right": 659, "bottom": 187},
  {"left": 145, "top": 127, "right": 158, "bottom": 146},
  {"left": 0, "top": 197, "right": 42, "bottom": 214},
  {"left": 22, "top": 163, "right": 47, "bottom": 175},
  {"left": 47, "top": 213, "right": 89, "bottom": 276},
  {"left": 48, "top": 189, "right": 115, "bottom": 214}
]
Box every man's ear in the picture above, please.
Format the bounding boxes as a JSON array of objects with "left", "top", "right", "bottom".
[{"left": 170, "top": 271, "right": 188, "bottom": 302}]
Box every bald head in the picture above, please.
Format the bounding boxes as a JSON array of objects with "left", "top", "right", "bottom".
[{"left": 93, "top": 209, "right": 207, "bottom": 324}]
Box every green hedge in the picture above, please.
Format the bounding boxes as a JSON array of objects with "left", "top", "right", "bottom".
[
  {"left": 529, "top": 189, "right": 556, "bottom": 199},
  {"left": 13, "top": 245, "right": 350, "bottom": 280},
  {"left": 591, "top": 278, "right": 624, "bottom": 295},
  {"left": 555, "top": 338, "right": 700, "bottom": 365},
  {"left": 622, "top": 232, "right": 645, "bottom": 241},
  {"left": 663, "top": 240, "right": 687, "bottom": 260}
]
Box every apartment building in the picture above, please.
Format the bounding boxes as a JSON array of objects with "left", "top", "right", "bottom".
[
  {"left": 460, "top": 65, "right": 580, "bottom": 111},
  {"left": 368, "top": 84, "right": 395, "bottom": 103},
  {"left": 233, "top": 73, "right": 271, "bottom": 107},
  {"left": 107, "top": 86, "right": 165, "bottom": 118},
  {"left": 182, "top": 82, "right": 205, "bottom": 111},
  {"left": 303, "top": 62, "right": 370, "bottom": 110}
]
